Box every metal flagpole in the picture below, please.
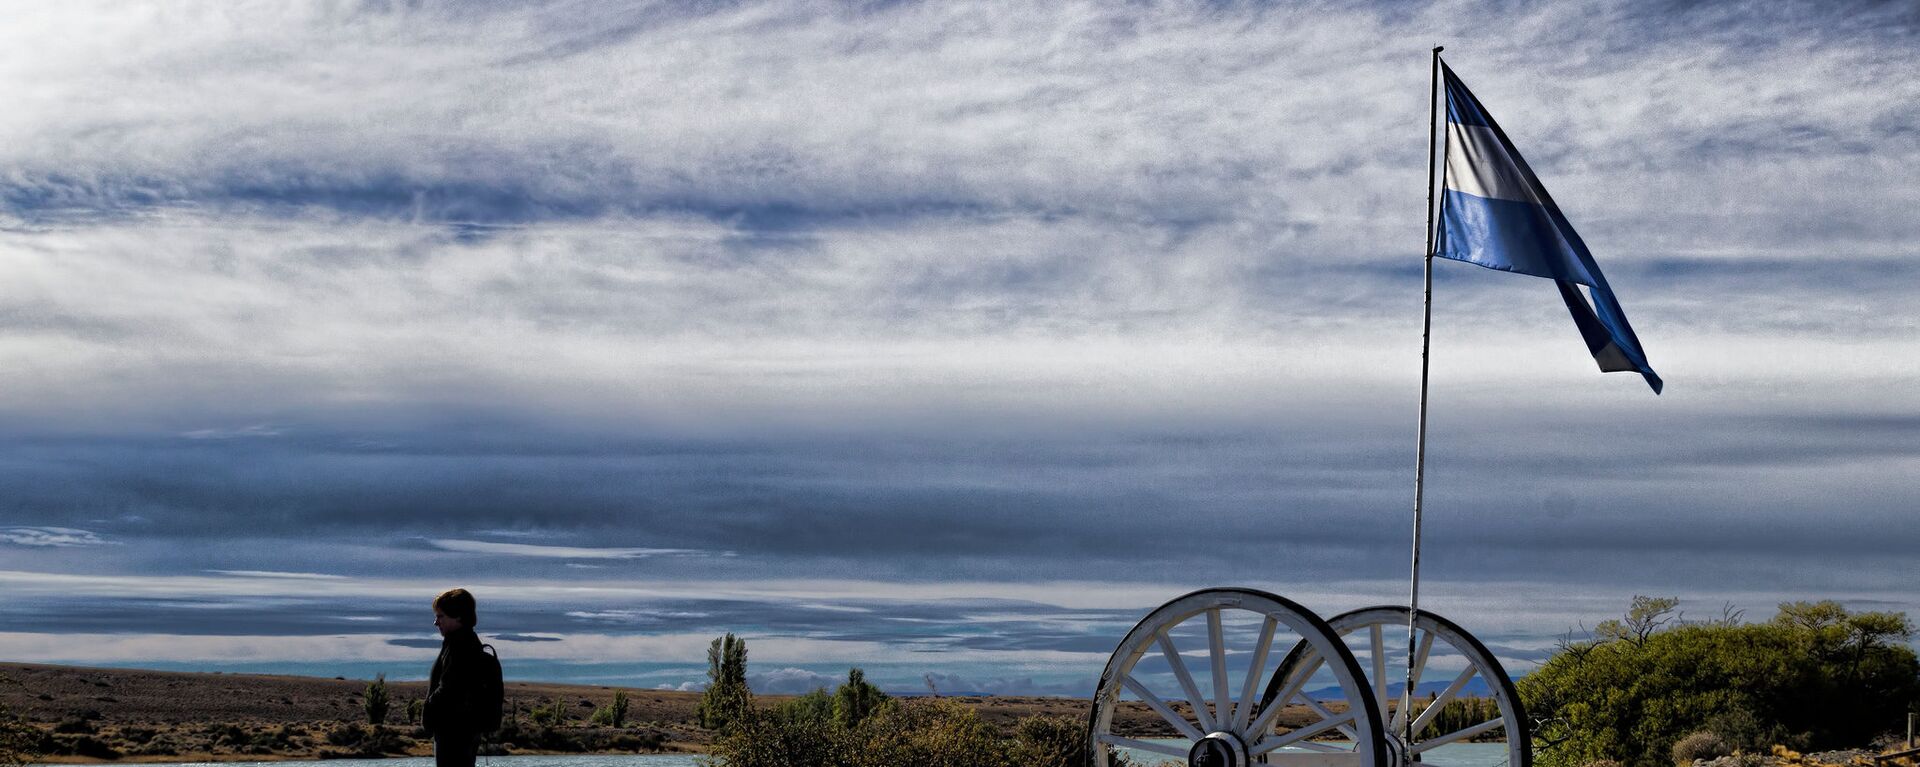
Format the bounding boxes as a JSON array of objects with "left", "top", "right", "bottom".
[{"left": 1404, "top": 44, "right": 1444, "bottom": 762}]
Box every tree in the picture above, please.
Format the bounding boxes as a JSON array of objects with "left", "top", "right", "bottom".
[
  {"left": 1773, "top": 600, "right": 1848, "bottom": 632},
  {"left": 1594, "top": 595, "right": 1682, "bottom": 646},
  {"left": 1522, "top": 598, "right": 1920, "bottom": 767},
  {"left": 834, "top": 668, "right": 889, "bottom": 729},
  {"left": 364, "top": 673, "right": 391, "bottom": 725},
  {"left": 699, "top": 633, "right": 752, "bottom": 731}
]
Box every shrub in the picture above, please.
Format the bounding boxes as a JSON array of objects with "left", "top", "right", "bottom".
[
  {"left": 364, "top": 673, "right": 390, "bottom": 725},
  {"left": 1673, "top": 731, "right": 1732, "bottom": 764},
  {"left": 61, "top": 735, "right": 120, "bottom": 760},
  {"left": 781, "top": 688, "right": 835, "bottom": 723},
  {"left": 326, "top": 724, "right": 367, "bottom": 747},
  {"left": 0, "top": 711, "right": 37, "bottom": 767},
  {"left": 527, "top": 699, "right": 569, "bottom": 728},
  {"left": 1011, "top": 714, "right": 1099, "bottom": 767},
  {"left": 605, "top": 729, "right": 665, "bottom": 752},
  {"left": 590, "top": 690, "right": 630, "bottom": 728},
  {"left": 711, "top": 698, "right": 845, "bottom": 767}
]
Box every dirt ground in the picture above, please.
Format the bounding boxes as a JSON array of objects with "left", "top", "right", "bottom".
[{"left": 0, "top": 661, "right": 1330, "bottom": 762}]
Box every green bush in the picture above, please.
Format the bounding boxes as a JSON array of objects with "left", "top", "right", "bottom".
[
  {"left": 58, "top": 735, "right": 121, "bottom": 760},
  {"left": 0, "top": 712, "right": 36, "bottom": 767},
  {"left": 846, "top": 698, "right": 1011, "bottom": 767},
  {"left": 834, "top": 669, "right": 889, "bottom": 729},
  {"left": 528, "top": 699, "right": 570, "bottom": 728},
  {"left": 1424, "top": 696, "right": 1504, "bottom": 741},
  {"left": 364, "top": 673, "right": 391, "bottom": 725},
  {"left": 590, "top": 690, "right": 631, "bottom": 728},
  {"left": 1522, "top": 597, "right": 1919, "bottom": 767},
  {"left": 1010, "top": 714, "right": 1102, "bottom": 767},
  {"left": 711, "top": 700, "right": 1134, "bottom": 767},
  {"left": 782, "top": 688, "right": 836, "bottom": 723}
]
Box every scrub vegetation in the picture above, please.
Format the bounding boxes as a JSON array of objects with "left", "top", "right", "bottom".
[
  {"left": 1521, "top": 597, "right": 1919, "bottom": 767},
  {"left": 707, "top": 664, "right": 1128, "bottom": 767}
]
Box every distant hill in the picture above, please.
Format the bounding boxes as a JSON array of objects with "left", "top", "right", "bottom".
[{"left": 1305, "top": 675, "right": 1497, "bottom": 702}]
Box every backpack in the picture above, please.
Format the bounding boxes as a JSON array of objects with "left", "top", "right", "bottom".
[{"left": 472, "top": 644, "right": 505, "bottom": 733}]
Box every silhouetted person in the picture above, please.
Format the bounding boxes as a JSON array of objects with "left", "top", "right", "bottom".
[{"left": 425, "top": 588, "right": 485, "bottom": 767}]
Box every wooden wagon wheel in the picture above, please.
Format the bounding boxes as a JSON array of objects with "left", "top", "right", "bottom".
[
  {"left": 1260, "top": 606, "right": 1531, "bottom": 767},
  {"left": 1089, "top": 588, "right": 1388, "bottom": 767}
]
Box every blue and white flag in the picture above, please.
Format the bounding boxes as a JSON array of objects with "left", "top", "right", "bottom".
[{"left": 1434, "top": 63, "right": 1662, "bottom": 394}]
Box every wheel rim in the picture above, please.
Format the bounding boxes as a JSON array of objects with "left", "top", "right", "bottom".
[
  {"left": 1261, "top": 606, "right": 1532, "bottom": 767},
  {"left": 1089, "top": 588, "right": 1387, "bottom": 767}
]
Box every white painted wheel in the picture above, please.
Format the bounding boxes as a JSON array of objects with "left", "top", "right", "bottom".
[
  {"left": 1089, "top": 588, "right": 1388, "bottom": 767},
  {"left": 1262, "top": 606, "right": 1531, "bottom": 767}
]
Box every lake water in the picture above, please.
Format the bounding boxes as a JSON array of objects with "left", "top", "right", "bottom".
[{"left": 117, "top": 741, "right": 1511, "bottom": 767}]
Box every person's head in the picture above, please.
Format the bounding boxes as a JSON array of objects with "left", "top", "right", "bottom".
[{"left": 432, "top": 588, "right": 477, "bottom": 636}]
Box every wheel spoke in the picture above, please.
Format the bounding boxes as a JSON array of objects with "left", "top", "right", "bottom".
[
  {"left": 1392, "top": 629, "right": 1436, "bottom": 735},
  {"left": 1247, "top": 652, "right": 1322, "bottom": 737},
  {"left": 1121, "top": 676, "right": 1206, "bottom": 741},
  {"left": 1410, "top": 717, "right": 1506, "bottom": 753},
  {"left": 1369, "top": 623, "right": 1387, "bottom": 716},
  {"left": 1249, "top": 711, "right": 1357, "bottom": 755},
  {"left": 1157, "top": 629, "right": 1217, "bottom": 732},
  {"left": 1098, "top": 733, "right": 1189, "bottom": 757},
  {"left": 1233, "top": 616, "right": 1279, "bottom": 732},
  {"left": 1209, "top": 608, "right": 1232, "bottom": 727},
  {"left": 1297, "top": 693, "right": 1359, "bottom": 741},
  {"left": 1409, "top": 666, "right": 1478, "bottom": 737}
]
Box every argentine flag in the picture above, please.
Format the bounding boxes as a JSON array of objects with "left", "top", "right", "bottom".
[{"left": 1434, "top": 63, "right": 1663, "bottom": 394}]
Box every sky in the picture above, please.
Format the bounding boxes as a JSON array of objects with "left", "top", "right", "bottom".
[{"left": 1, "top": 0, "right": 1916, "bottom": 698}]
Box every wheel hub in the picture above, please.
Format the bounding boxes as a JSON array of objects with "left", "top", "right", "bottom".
[{"left": 1188, "top": 731, "right": 1249, "bottom": 767}]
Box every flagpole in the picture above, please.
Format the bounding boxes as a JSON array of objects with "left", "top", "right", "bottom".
[{"left": 1404, "top": 44, "right": 1443, "bottom": 761}]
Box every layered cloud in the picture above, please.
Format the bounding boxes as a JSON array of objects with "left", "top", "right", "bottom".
[{"left": 0, "top": 0, "right": 1915, "bottom": 685}]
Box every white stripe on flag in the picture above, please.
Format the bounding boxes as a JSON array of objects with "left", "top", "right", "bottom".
[{"left": 1444, "top": 122, "right": 1546, "bottom": 205}]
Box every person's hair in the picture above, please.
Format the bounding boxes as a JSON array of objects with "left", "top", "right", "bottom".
[{"left": 434, "top": 588, "right": 478, "bottom": 628}]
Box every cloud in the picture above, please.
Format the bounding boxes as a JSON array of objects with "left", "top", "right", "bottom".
[
  {"left": 426, "top": 538, "right": 716, "bottom": 560},
  {"left": 919, "top": 671, "right": 1085, "bottom": 698},
  {"left": 180, "top": 424, "right": 284, "bottom": 440},
  {"left": 207, "top": 570, "right": 349, "bottom": 580},
  {"left": 748, "top": 667, "right": 842, "bottom": 695},
  {"left": 0, "top": 0, "right": 1915, "bottom": 681},
  {"left": 0, "top": 527, "right": 112, "bottom": 547}
]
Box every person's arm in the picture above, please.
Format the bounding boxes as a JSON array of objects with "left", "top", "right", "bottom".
[
  {"left": 425, "top": 651, "right": 467, "bottom": 732},
  {"left": 427, "top": 645, "right": 478, "bottom": 731}
]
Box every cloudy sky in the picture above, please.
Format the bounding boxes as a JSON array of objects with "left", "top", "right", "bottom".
[{"left": 1, "top": 0, "right": 1915, "bottom": 696}]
